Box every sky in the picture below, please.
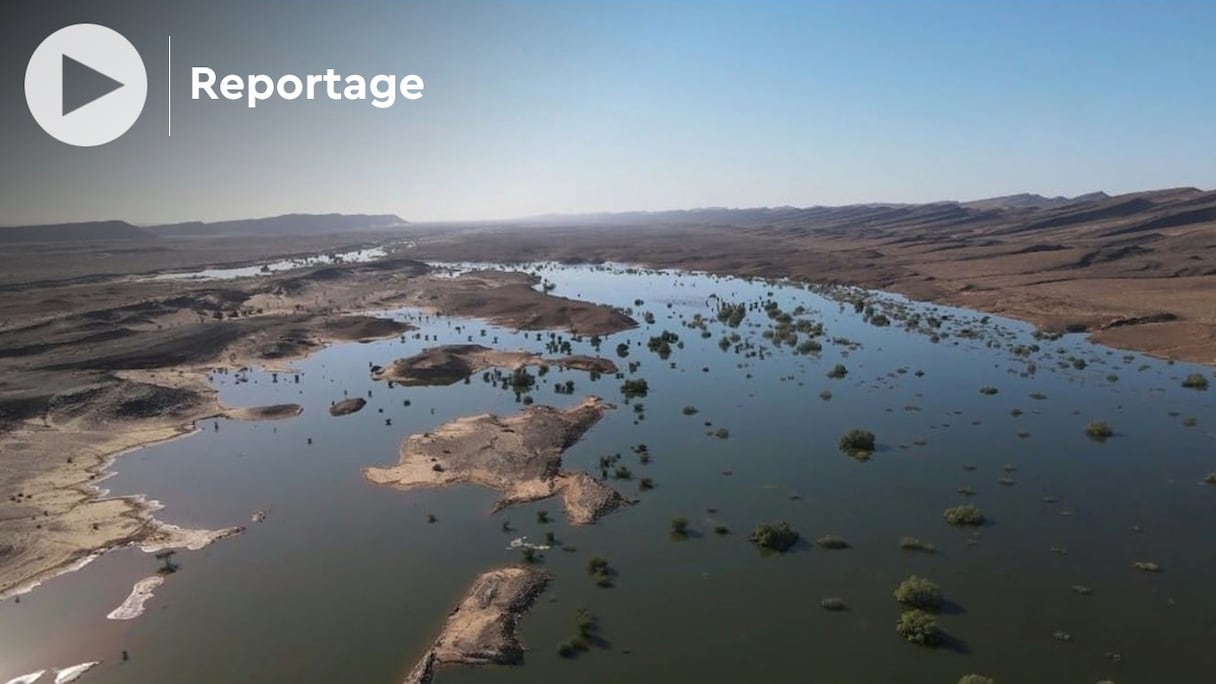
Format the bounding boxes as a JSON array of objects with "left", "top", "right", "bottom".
[{"left": 0, "top": 0, "right": 1213, "bottom": 225}]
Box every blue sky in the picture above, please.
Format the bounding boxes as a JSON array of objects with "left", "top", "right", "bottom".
[{"left": 2, "top": 0, "right": 1213, "bottom": 224}]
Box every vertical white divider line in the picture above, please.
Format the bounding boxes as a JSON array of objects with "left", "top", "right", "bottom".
[{"left": 167, "top": 35, "right": 172, "bottom": 137}]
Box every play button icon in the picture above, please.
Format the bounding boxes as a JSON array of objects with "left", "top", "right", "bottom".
[
  {"left": 62, "top": 54, "right": 126, "bottom": 116},
  {"left": 26, "top": 24, "right": 147, "bottom": 147}
]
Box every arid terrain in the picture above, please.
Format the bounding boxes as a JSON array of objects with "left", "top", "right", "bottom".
[
  {"left": 404, "top": 567, "right": 551, "bottom": 684},
  {"left": 364, "top": 395, "right": 631, "bottom": 525},
  {"left": 0, "top": 244, "right": 635, "bottom": 598},
  {"left": 1, "top": 189, "right": 1213, "bottom": 621},
  {"left": 401, "top": 187, "right": 1216, "bottom": 364}
]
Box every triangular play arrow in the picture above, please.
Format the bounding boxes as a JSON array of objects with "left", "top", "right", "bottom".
[{"left": 62, "top": 53, "right": 124, "bottom": 116}]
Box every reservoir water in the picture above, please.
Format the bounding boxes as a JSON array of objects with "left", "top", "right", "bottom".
[{"left": 2, "top": 264, "right": 1213, "bottom": 684}]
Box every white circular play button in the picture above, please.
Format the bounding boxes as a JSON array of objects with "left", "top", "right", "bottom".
[{"left": 25, "top": 23, "right": 147, "bottom": 147}]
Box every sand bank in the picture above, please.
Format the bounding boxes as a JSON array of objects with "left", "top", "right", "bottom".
[
  {"left": 364, "top": 396, "right": 630, "bottom": 524},
  {"left": 372, "top": 344, "right": 617, "bottom": 386},
  {"left": 53, "top": 662, "right": 100, "bottom": 684},
  {"left": 107, "top": 575, "right": 164, "bottom": 620},
  {"left": 403, "top": 566, "right": 550, "bottom": 684}
]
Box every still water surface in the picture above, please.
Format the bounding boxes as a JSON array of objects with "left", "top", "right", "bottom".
[{"left": 2, "top": 265, "right": 1214, "bottom": 684}]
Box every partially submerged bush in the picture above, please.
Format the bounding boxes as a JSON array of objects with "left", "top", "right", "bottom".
[
  {"left": 979, "top": 386, "right": 998, "bottom": 395},
  {"left": 827, "top": 364, "right": 849, "bottom": 379},
  {"left": 899, "top": 536, "right": 936, "bottom": 553},
  {"left": 958, "top": 675, "right": 997, "bottom": 684},
  {"left": 895, "top": 609, "right": 940, "bottom": 646},
  {"left": 749, "top": 521, "right": 800, "bottom": 552},
  {"left": 620, "top": 378, "right": 649, "bottom": 398},
  {"left": 1182, "top": 373, "right": 1209, "bottom": 390},
  {"left": 1205, "top": 473, "right": 1216, "bottom": 486},
  {"left": 670, "top": 517, "right": 689, "bottom": 539},
  {"left": 944, "top": 504, "right": 984, "bottom": 526},
  {"left": 1084, "top": 421, "right": 1113, "bottom": 441},
  {"left": 839, "top": 429, "right": 876, "bottom": 458},
  {"left": 894, "top": 575, "right": 943, "bottom": 611}
]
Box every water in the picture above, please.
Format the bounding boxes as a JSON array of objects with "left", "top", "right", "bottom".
[
  {"left": 2, "top": 264, "right": 1214, "bottom": 684},
  {"left": 137, "top": 244, "right": 406, "bottom": 282}
]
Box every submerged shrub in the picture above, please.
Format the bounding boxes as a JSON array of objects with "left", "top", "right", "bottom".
[
  {"left": 899, "top": 536, "right": 936, "bottom": 553},
  {"left": 839, "top": 429, "right": 876, "bottom": 458},
  {"left": 670, "top": 517, "right": 690, "bottom": 538},
  {"left": 827, "top": 364, "right": 849, "bottom": 379},
  {"left": 1084, "top": 421, "right": 1113, "bottom": 441},
  {"left": 1182, "top": 373, "right": 1209, "bottom": 390},
  {"left": 979, "top": 386, "right": 999, "bottom": 395},
  {"left": 895, "top": 609, "right": 940, "bottom": 646},
  {"left": 620, "top": 378, "right": 649, "bottom": 398},
  {"left": 749, "top": 521, "right": 800, "bottom": 552},
  {"left": 944, "top": 504, "right": 984, "bottom": 526},
  {"left": 894, "top": 575, "right": 943, "bottom": 610}
]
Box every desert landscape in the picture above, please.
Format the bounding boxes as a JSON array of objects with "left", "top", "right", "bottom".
[{"left": 0, "top": 198, "right": 1213, "bottom": 684}]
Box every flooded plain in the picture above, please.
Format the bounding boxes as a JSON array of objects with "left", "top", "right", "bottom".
[{"left": 2, "top": 264, "right": 1214, "bottom": 684}]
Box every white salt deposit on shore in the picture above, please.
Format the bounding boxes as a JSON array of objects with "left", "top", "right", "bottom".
[
  {"left": 106, "top": 575, "right": 165, "bottom": 620},
  {"left": 5, "top": 671, "right": 45, "bottom": 684},
  {"left": 53, "top": 663, "right": 99, "bottom": 684}
]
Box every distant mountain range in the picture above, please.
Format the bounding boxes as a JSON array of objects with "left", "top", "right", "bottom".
[
  {"left": 0, "top": 213, "right": 408, "bottom": 243},
  {"left": 514, "top": 191, "right": 1132, "bottom": 227},
  {"left": 2, "top": 188, "right": 1213, "bottom": 243}
]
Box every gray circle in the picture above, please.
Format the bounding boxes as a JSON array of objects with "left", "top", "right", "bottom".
[{"left": 25, "top": 23, "right": 148, "bottom": 147}]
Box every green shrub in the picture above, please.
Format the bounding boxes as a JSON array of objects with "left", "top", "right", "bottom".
[
  {"left": 1084, "top": 421, "right": 1113, "bottom": 441},
  {"left": 827, "top": 364, "right": 848, "bottom": 379},
  {"left": 1182, "top": 373, "right": 1209, "bottom": 390},
  {"left": 621, "top": 378, "right": 649, "bottom": 398},
  {"left": 944, "top": 504, "right": 983, "bottom": 526},
  {"left": 979, "top": 386, "right": 998, "bottom": 395},
  {"left": 749, "top": 521, "right": 800, "bottom": 552},
  {"left": 894, "top": 575, "right": 943, "bottom": 610},
  {"left": 839, "top": 429, "right": 876, "bottom": 458},
  {"left": 1205, "top": 473, "right": 1216, "bottom": 486},
  {"left": 670, "top": 517, "right": 689, "bottom": 538},
  {"left": 899, "top": 536, "right": 936, "bottom": 553},
  {"left": 895, "top": 609, "right": 940, "bottom": 645},
  {"left": 682, "top": 405, "right": 699, "bottom": 415}
]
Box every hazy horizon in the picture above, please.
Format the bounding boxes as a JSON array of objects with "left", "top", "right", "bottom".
[
  {"left": 11, "top": 184, "right": 1216, "bottom": 229},
  {"left": 2, "top": 1, "right": 1214, "bottom": 225}
]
